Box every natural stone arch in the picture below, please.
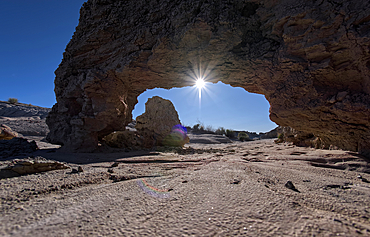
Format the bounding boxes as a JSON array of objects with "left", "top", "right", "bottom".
[{"left": 46, "top": 0, "right": 370, "bottom": 156}]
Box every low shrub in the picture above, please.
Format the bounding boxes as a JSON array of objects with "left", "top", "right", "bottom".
[
  {"left": 8, "top": 98, "right": 18, "bottom": 104},
  {"left": 278, "top": 133, "right": 284, "bottom": 140},
  {"left": 215, "top": 127, "right": 226, "bottom": 136},
  {"left": 205, "top": 125, "right": 215, "bottom": 133},
  {"left": 225, "top": 129, "right": 235, "bottom": 138},
  {"left": 192, "top": 122, "right": 215, "bottom": 134},
  {"left": 274, "top": 133, "right": 285, "bottom": 144},
  {"left": 238, "top": 132, "right": 249, "bottom": 141}
]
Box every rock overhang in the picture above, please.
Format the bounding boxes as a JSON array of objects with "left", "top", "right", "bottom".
[{"left": 46, "top": 0, "right": 370, "bottom": 156}]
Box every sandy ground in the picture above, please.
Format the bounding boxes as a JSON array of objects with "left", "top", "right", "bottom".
[{"left": 1, "top": 138, "right": 370, "bottom": 236}]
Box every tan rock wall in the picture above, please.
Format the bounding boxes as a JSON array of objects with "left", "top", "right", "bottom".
[{"left": 46, "top": 0, "right": 370, "bottom": 156}]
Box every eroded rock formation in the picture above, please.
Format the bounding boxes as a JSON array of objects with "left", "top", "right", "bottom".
[
  {"left": 136, "top": 96, "right": 189, "bottom": 147},
  {"left": 103, "top": 96, "right": 189, "bottom": 148},
  {"left": 47, "top": 0, "right": 370, "bottom": 156}
]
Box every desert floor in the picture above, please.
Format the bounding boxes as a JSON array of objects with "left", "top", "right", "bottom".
[{"left": 1, "top": 137, "right": 370, "bottom": 236}]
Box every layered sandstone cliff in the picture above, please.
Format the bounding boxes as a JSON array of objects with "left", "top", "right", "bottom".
[{"left": 47, "top": 0, "right": 370, "bottom": 155}]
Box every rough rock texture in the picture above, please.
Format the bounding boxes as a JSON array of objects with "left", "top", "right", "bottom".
[
  {"left": 0, "top": 138, "right": 38, "bottom": 158},
  {"left": 0, "top": 101, "right": 50, "bottom": 136},
  {"left": 260, "top": 126, "right": 282, "bottom": 139},
  {"left": 0, "top": 101, "right": 50, "bottom": 119},
  {"left": 0, "top": 124, "right": 18, "bottom": 140},
  {"left": 1, "top": 158, "right": 69, "bottom": 176},
  {"left": 103, "top": 97, "right": 188, "bottom": 149},
  {"left": 47, "top": 0, "right": 370, "bottom": 155},
  {"left": 274, "top": 126, "right": 324, "bottom": 149},
  {"left": 0, "top": 117, "right": 49, "bottom": 136},
  {"left": 103, "top": 130, "right": 143, "bottom": 148},
  {"left": 136, "top": 96, "right": 189, "bottom": 147}
]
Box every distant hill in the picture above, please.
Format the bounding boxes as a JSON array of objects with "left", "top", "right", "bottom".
[
  {"left": 0, "top": 101, "right": 51, "bottom": 136},
  {"left": 0, "top": 101, "right": 50, "bottom": 119}
]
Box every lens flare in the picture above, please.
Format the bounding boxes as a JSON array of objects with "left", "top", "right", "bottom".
[
  {"left": 162, "top": 124, "right": 188, "bottom": 147},
  {"left": 137, "top": 179, "right": 170, "bottom": 198}
]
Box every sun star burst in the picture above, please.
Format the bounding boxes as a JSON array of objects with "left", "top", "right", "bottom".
[{"left": 195, "top": 78, "right": 205, "bottom": 89}]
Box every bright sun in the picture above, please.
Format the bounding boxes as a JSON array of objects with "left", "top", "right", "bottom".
[{"left": 195, "top": 78, "right": 205, "bottom": 89}]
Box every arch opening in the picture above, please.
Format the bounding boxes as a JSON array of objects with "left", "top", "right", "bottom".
[{"left": 133, "top": 82, "right": 277, "bottom": 133}]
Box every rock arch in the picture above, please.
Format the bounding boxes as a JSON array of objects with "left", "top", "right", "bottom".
[{"left": 46, "top": 0, "right": 370, "bottom": 156}]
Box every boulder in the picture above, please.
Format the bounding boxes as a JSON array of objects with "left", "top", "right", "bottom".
[
  {"left": 0, "top": 124, "right": 18, "bottom": 140},
  {"left": 46, "top": 0, "right": 370, "bottom": 157},
  {"left": 136, "top": 96, "right": 189, "bottom": 147}
]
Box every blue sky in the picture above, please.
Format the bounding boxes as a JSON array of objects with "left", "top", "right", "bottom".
[{"left": 0, "top": 0, "right": 277, "bottom": 133}]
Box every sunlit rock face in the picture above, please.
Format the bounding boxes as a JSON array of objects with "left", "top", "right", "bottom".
[
  {"left": 136, "top": 96, "right": 189, "bottom": 147},
  {"left": 47, "top": 0, "right": 370, "bottom": 156}
]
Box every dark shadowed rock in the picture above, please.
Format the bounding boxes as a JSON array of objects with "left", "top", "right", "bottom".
[
  {"left": 285, "top": 181, "right": 300, "bottom": 192},
  {"left": 0, "top": 138, "right": 38, "bottom": 158},
  {"left": 103, "top": 130, "right": 143, "bottom": 148},
  {"left": 45, "top": 0, "right": 370, "bottom": 156}
]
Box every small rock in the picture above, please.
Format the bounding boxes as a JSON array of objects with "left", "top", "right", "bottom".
[
  {"left": 231, "top": 179, "right": 240, "bottom": 184},
  {"left": 328, "top": 95, "right": 337, "bottom": 103},
  {"left": 107, "top": 168, "right": 114, "bottom": 173},
  {"left": 111, "top": 162, "right": 119, "bottom": 167},
  {"left": 78, "top": 166, "right": 83, "bottom": 172},
  {"left": 71, "top": 168, "right": 79, "bottom": 174},
  {"left": 336, "top": 91, "right": 348, "bottom": 101},
  {"left": 285, "top": 181, "right": 300, "bottom": 192}
]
